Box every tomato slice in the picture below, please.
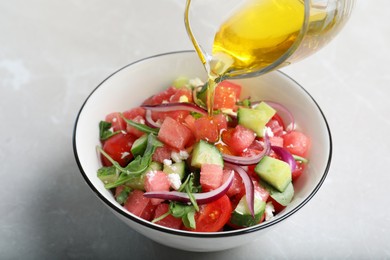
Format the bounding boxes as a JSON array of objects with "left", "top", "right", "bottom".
[
  {"left": 101, "top": 133, "right": 137, "bottom": 167},
  {"left": 191, "top": 195, "right": 232, "bottom": 232},
  {"left": 216, "top": 143, "right": 236, "bottom": 156}
]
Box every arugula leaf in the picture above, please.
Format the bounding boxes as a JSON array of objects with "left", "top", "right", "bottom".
[
  {"left": 186, "top": 174, "right": 200, "bottom": 212},
  {"left": 151, "top": 201, "right": 196, "bottom": 229},
  {"left": 151, "top": 210, "right": 171, "bottom": 223},
  {"left": 99, "top": 121, "right": 121, "bottom": 140},
  {"left": 121, "top": 114, "right": 159, "bottom": 135},
  {"left": 182, "top": 209, "right": 196, "bottom": 229},
  {"left": 178, "top": 173, "right": 191, "bottom": 192},
  {"left": 150, "top": 172, "right": 201, "bottom": 229},
  {"left": 97, "top": 133, "right": 163, "bottom": 189},
  {"left": 104, "top": 172, "right": 142, "bottom": 189},
  {"left": 170, "top": 202, "right": 196, "bottom": 229},
  {"left": 125, "top": 134, "right": 163, "bottom": 174},
  {"left": 116, "top": 186, "right": 132, "bottom": 204},
  {"left": 131, "top": 135, "right": 148, "bottom": 157},
  {"left": 190, "top": 112, "right": 204, "bottom": 119},
  {"left": 170, "top": 202, "right": 189, "bottom": 218},
  {"left": 242, "top": 99, "right": 251, "bottom": 107},
  {"left": 150, "top": 174, "right": 200, "bottom": 228},
  {"left": 176, "top": 173, "right": 201, "bottom": 212},
  {"left": 97, "top": 166, "right": 119, "bottom": 184}
]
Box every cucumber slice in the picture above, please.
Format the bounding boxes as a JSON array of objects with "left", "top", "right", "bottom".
[
  {"left": 125, "top": 174, "right": 145, "bottom": 190},
  {"left": 260, "top": 180, "right": 294, "bottom": 206},
  {"left": 230, "top": 195, "right": 266, "bottom": 227},
  {"left": 163, "top": 161, "right": 187, "bottom": 180},
  {"left": 191, "top": 140, "right": 223, "bottom": 168},
  {"left": 146, "top": 161, "right": 162, "bottom": 172},
  {"left": 237, "top": 102, "right": 275, "bottom": 137},
  {"left": 131, "top": 135, "right": 148, "bottom": 157},
  {"left": 255, "top": 156, "right": 291, "bottom": 192}
]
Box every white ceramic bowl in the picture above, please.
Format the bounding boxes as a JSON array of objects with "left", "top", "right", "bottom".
[{"left": 73, "top": 51, "right": 332, "bottom": 252}]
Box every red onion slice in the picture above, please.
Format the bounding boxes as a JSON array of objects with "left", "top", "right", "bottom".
[
  {"left": 252, "top": 100, "right": 295, "bottom": 132},
  {"left": 145, "top": 110, "right": 161, "bottom": 128},
  {"left": 142, "top": 102, "right": 207, "bottom": 115},
  {"left": 222, "top": 132, "right": 271, "bottom": 165},
  {"left": 271, "top": 145, "right": 297, "bottom": 171},
  {"left": 143, "top": 170, "right": 234, "bottom": 204},
  {"left": 224, "top": 163, "right": 255, "bottom": 218}
]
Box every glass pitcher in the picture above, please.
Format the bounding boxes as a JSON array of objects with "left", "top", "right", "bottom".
[{"left": 185, "top": 0, "right": 356, "bottom": 80}]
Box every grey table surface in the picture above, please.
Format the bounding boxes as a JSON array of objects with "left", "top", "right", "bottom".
[{"left": 1, "top": 0, "right": 389, "bottom": 259}]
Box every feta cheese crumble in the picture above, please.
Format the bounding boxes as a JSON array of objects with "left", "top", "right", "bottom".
[
  {"left": 179, "top": 95, "right": 189, "bottom": 103},
  {"left": 265, "top": 126, "right": 274, "bottom": 137},
  {"left": 163, "top": 159, "right": 172, "bottom": 166},
  {"left": 171, "top": 150, "right": 189, "bottom": 163},
  {"left": 265, "top": 201, "right": 275, "bottom": 221},
  {"left": 168, "top": 173, "right": 182, "bottom": 190},
  {"left": 146, "top": 170, "right": 157, "bottom": 181},
  {"left": 120, "top": 152, "right": 130, "bottom": 159}
]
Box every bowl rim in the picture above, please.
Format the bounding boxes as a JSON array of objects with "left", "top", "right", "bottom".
[{"left": 72, "top": 50, "right": 332, "bottom": 238}]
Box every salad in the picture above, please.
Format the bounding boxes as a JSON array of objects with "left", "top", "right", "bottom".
[{"left": 96, "top": 78, "right": 311, "bottom": 232}]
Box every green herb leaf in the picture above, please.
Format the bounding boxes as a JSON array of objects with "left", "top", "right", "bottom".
[
  {"left": 170, "top": 202, "right": 196, "bottom": 229},
  {"left": 125, "top": 134, "right": 163, "bottom": 174},
  {"left": 170, "top": 202, "right": 189, "bottom": 218},
  {"left": 121, "top": 114, "right": 159, "bottom": 135},
  {"left": 186, "top": 174, "right": 200, "bottom": 211},
  {"left": 242, "top": 99, "right": 251, "bottom": 107},
  {"left": 97, "top": 166, "right": 119, "bottom": 184},
  {"left": 97, "top": 133, "right": 163, "bottom": 189},
  {"left": 178, "top": 174, "right": 191, "bottom": 192},
  {"left": 104, "top": 172, "right": 142, "bottom": 189},
  {"left": 182, "top": 209, "right": 196, "bottom": 229},
  {"left": 116, "top": 186, "right": 132, "bottom": 204},
  {"left": 151, "top": 210, "right": 171, "bottom": 223},
  {"left": 125, "top": 155, "right": 147, "bottom": 173},
  {"left": 99, "top": 121, "right": 121, "bottom": 140},
  {"left": 189, "top": 112, "right": 204, "bottom": 119},
  {"left": 131, "top": 134, "right": 148, "bottom": 157}
]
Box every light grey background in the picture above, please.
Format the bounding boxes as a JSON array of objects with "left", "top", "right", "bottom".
[{"left": 1, "top": 0, "right": 388, "bottom": 259}]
